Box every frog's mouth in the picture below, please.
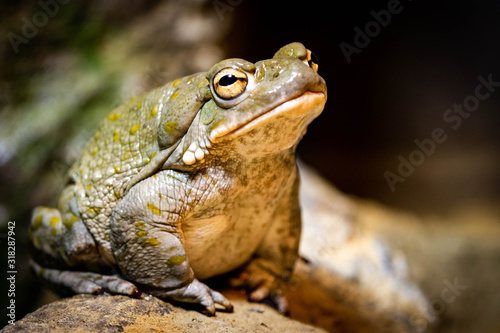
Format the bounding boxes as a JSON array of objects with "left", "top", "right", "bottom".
[{"left": 210, "top": 91, "right": 326, "bottom": 141}]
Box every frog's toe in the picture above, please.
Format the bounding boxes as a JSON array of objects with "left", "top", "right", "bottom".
[
  {"left": 95, "top": 274, "right": 141, "bottom": 297},
  {"left": 267, "top": 289, "right": 289, "bottom": 315},
  {"left": 229, "top": 261, "right": 290, "bottom": 314},
  {"left": 209, "top": 288, "right": 234, "bottom": 312},
  {"left": 189, "top": 280, "right": 233, "bottom": 315},
  {"left": 249, "top": 280, "right": 288, "bottom": 315},
  {"left": 31, "top": 261, "right": 140, "bottom": 297},
  {"left": 168, "top": 279, "right": 232, "bottom": 316},
  {"left": 248, "top": 283, "right": 270, "bottom": 302}
]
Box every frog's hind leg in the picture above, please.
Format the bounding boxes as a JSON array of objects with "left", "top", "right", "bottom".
[{"left": 29, "top": 187, "right": 140, "bottom": 297}]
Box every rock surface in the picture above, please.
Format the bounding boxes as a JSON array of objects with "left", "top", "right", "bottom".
[
  {"left": 293, "top": 163, "right": 500, "bottom": 333},
  {"left": 290, "top": 163, "right": 434, "bottom": 333},
  {"left": 1, "top": 294, "right": 325, "bottom": 333}
]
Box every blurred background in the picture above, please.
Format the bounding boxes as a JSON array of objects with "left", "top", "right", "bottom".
[{"left": 0, "top": 0, "right": 499, "bottom": 331}]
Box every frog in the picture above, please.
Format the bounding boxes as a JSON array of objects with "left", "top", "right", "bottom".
[{"left": 29, "top": 42, "right": 327, "bottom": 316}]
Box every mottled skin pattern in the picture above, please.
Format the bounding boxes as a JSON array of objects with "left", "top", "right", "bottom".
[{"left": 29, "top": 42, "right": 327, "bottom": 315}]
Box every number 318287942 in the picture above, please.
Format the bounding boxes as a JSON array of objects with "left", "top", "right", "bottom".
[{"left": 7, "top": 221, "right": 16, "bottom": 268}]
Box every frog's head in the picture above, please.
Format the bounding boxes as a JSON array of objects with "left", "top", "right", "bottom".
[
  {"left": 200, "top": 43, "right": 326, "bottom": 154},
  {"left": 170, "top": 42, "right": 327, "bottom": 167},
  {"left": 198, "top": 42, "right": 326, "bottom": 157}
]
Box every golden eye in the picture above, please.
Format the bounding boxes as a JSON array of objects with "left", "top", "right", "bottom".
[{"left": 213, "top": 68, "right": 248, "bottom": 99}]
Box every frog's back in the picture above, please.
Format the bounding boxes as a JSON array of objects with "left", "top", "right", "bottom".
[{"left": 69, "top": 73, "right": 209, "bottom": 257}]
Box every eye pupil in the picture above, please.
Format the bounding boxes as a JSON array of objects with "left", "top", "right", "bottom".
[
  {"left": 212, "top": 67, "right": 249, "bottom": 101},
  {"left": 219, "top": 74, "right": 238, "bottom": 86}
]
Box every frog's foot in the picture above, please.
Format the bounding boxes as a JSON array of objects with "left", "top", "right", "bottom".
[
  {"left": 159, "top": 279, "right": 233, "bottom": 316},
  {"left": 30, "top": 261, "right": 141, "bottom": 297},
  {"left": 228, "top": 261, "right": 289, "bottom": 314}
]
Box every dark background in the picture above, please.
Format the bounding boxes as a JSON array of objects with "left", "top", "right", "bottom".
[
  {"left": 1, "top": 0, "right": 499, "bottom": 328},
  {"left": 227, "top": 0, "right": 500, "bottom": 214}
]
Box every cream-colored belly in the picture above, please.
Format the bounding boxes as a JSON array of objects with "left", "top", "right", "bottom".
[{"left": 183, "top": 203, "right": 273, "bottom": 280}]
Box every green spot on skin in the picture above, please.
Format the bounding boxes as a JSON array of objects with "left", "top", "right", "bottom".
[
  {"left": 70, "top": 214, "right": 79, "bottom": 221},
  {"left": 147, "top": 203, "right": 161, "bottom": 215},
  {"left": 130, "top": 123, "right": 140, "bottom": 135},
  {"left": 166, "top": 255, "right": 186, "bottom": 267},
  {"left": 136, "top": 230, "right": 148, "bottom": 238},
  {"left": 33, "top": 215, "right": 43, "bottom": 228},
  {"left": 164, "top": 121, "right": 178, "bottom": 135},
  {"left": 142, "top": 237, "right": 161, "bottom": 247},
  {"left": 113, "top": 132, "right": 120, "bottom": 142},
  {"left": 50, "top": 217, "right": 60, "bottom": 226},
  {"left": 135, "top": 221, "right": 145, "bottom": 228},
  {"left": 88, "top": 207, "right": 100, "bottom": 214},
  {"left": 114, "top": 166, "right": 121, "bottom": 174},
  {"left": 210, "top": 119, "right": 225, "bottom": 131},
  {"left": 109, "top": 113, "right": 122, "bottom": 122},
  {"left": 170, "top": 90, "right": 180, "bottom": 100},
  {"left": 171, "top": 78, "right": 182, "bottom": 88},
  {"left": 148, "top": 104, "right": 159, "bottom": 119},
  {"left": 63, "top": 219, "right": 74, "bottom": 229}
]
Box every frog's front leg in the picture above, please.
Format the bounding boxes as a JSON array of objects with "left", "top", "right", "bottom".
[
  {"left": 230, "top": 168, "right": 301, "bottom": 314},
  {"left": 110, "top": 170, "right": 233, "bottom": 316}
]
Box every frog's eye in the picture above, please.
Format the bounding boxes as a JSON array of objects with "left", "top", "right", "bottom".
[{"left": 213, "top": 68, "right": 248, "bottom": 100}]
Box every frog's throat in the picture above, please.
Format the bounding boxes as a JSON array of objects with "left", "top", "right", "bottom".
[{"left": 210, "top": 91, "right": 326, "bottom": 141}]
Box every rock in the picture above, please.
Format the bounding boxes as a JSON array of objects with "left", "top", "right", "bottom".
[
  {"left": 290, "top": 163, "right": 500, "bottom": 333},
  {"left": 1, "top": 294, "right": 326, "bottom": 333},
  {"left": 283, "top": 163, "right": 435, "bottom": 333}
]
